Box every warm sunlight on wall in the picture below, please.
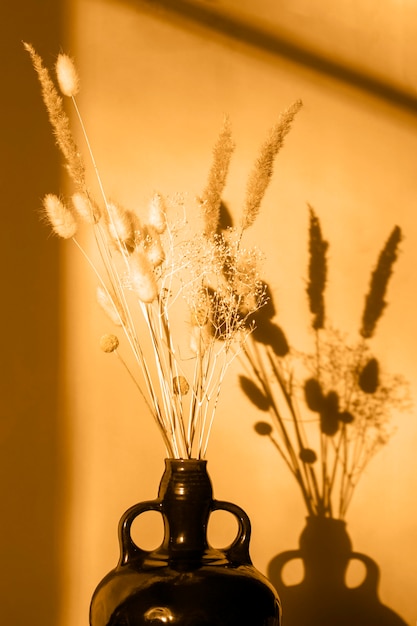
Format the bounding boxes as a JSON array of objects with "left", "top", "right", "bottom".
[{"left": 59, "top": 1, "right": 417, "bottom": 624}]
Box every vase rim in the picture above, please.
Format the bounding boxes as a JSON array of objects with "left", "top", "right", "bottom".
[{"left": 164, "top": 457, "right": 208, "bottom": 467}]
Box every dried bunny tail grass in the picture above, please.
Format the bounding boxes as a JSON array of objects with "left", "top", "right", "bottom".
[
  {"left": 106, "top": 202, "right": 140, "bottom": 252},
  {"left": 147, "top": 193, "right": 167, "bottom": 234},
  {"left": 56, "top": 53, "right": 79, "bottom": 97},
  {"left": 23, "top": 42, "right": 86, "bottom": 189},
  {"left": 241, "top": 100, "right": 302, "bottom": 232},
  {"left": 199, "top": 116, "right": 235, "bottom": 238},
  {"left": 72, "top": 192, "right": 101, "bottom": 224},
  {"left": 96, "top": 285, "right": 124, "bottom": 326},
  {"left": 42, "top": 193, "right": 77, "bottom": 238},
  {"left": 129, "top": 250, "right": 158, "bottom": 303},
  {"left": 143, "top": 224, "right": 165, "bottom": 267}
]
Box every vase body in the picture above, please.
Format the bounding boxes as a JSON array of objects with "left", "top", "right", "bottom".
[
  {"left": 90, "top": 459, "right": 281, "bottom": 626},
  {"left": 268, "top": 516, "right": 407, "bottom": 626}
]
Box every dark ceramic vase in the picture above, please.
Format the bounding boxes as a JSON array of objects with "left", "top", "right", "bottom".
[
  {"left": 268, "top": 516, "right": 408, "bottom": 626},
  {"left": 90, "top": 458, "right": 281, "bottom": 625}
]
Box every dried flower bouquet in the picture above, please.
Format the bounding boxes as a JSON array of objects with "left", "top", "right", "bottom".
[
  {"left": 25, "top": 43, "right": 302, "bottom": 459},
  {"left": 240, "top": 207, "right": 409, "bottom": 518}
]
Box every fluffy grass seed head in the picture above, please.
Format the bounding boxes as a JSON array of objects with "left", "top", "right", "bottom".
[
  {"left": 199, "top": 116, "right": 235, "bottom": 239},
  {"left": 129, "top": 250, "right": 158, "bottom": 303},
  {"left": 147, "top": 193, "right": 167, "bottom": 234},
  {"left": 43, "top": 193, "right": 77, "bottom": 239},
  {"left": 142, "top": 225, "right": 165, "bottom": 268},
  {"left": 241, "top": 100, "right": 302, "bottom": 232},
  {"left": 56, "top": 53, "right": 79, "bottom": 97},
  {"left": 72, "top": 192, "right": 101, "bottom": 224},
  {"left": 106, "top": 202, "right": 140, "bottom": 252},
  {"left": 23, "top": 43, "right": 86, "bottom": 189}
]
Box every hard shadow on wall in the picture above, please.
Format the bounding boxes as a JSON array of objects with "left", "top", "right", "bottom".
[
  {"left": 268, "top": 516, "right": 408, "bottom": 626},
  {"left": 217, "top": 202, "right": 409, "bottom": 626},
  {"left": 121, "top": 0, "right": 417, "bottom": 116}
]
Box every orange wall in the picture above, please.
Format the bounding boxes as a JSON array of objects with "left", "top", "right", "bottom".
[{"left": 7, "top": 1, "right": 417, "bottom": 625}]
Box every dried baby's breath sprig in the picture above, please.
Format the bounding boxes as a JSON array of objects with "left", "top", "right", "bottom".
[
  {"left": 306, "top": 206, "right": 328, "bottom": 330},
  {"left": 360, "top": 225, "right": 402, "bottom": 339},
  {"left": 241, "top": 99, "right": 302, "bottom": 232},
  {"left": 23, "top": 42, "right": 86, "bottom": 189},
  {"left": 56, "top": 53, "right": 79, "bottom": 97},
  {"left": 199, "top": 116, "right": 235, "bottom": 238},
  {"left": 42, "top": 193, "right": 77, "bottom": 239}
]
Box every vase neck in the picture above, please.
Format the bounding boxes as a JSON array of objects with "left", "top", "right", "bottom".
[
  {"left": 300, "top": 516, "right": 352, "bottom": 587},
  {"left": 159, "top": 459, "right": 213, "bottom": 563}
]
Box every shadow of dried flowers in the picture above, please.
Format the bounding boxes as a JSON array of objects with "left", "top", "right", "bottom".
[
  {"left": 240, "top": 207, "right": 409, "bottom": 519},
  {"left": 234, "top": 205, "right": 410, "bottom": 626}
]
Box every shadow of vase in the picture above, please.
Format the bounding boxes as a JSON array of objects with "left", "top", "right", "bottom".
[{"left": 268, "top": 516, "right": 408, "bottom": 626}]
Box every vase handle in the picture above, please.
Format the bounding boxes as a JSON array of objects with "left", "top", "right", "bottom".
[
  {"left": 117, "top": 499, "right": 163, "bottom": 565},
  {"left": 211, "top": 500, "right": 252, "bottom": 565},
  {"left": 267, "top": 550, "right": 302, "bottom": 589},
  {"left": 349, "top": 551, "right": 380, "bottom": 595}
]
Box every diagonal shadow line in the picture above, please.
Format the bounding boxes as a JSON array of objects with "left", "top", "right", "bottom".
[{"left": 128, "top": 0, "right": 417, "bottom": 115}]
